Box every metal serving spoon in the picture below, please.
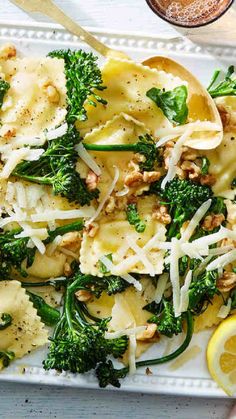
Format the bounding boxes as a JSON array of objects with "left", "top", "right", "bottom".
[{"left": 10, "top": 0, "right": 223, "bottom": 146}]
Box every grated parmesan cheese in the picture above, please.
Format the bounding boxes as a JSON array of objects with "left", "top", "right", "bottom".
[
  {"left": 169, "top": 238, "right": 181, "bottom": 317},
  {"left": 31, "top": 207, "right": 95, "bottom": 222},
  {"left": 154, "top": 273, "right": 169, "bottom": 304},
  {"left": 217, "top": 298, "right": 232, "bottom": 319},
  {"left": 128, "top": 334, "right": 137, "bottom": 375},
  {"left": 86, "top": 166, "right": 119, "bottom": 226},
  {"left": 206, "top": 249, "right": 236, "bottom": 271},
  {"left": 45, "top": 122, "right": 68, "bottom": 141},
  {"left": 126, "top": 236, "right": 155, "bottom": 277},
  {"left": 75, "top": 143, "right": 101, "bottom": 176},
  {"left": 105, "top": 326, "right": 146, "bottom": 340},
  {"left": 0, "top": 148, "right": 44, "bottom": 179},
  {"left": 161, "top": 127, "right": 193, "bottom": 189},
  {"left": 179, "top": 270, "right": 192, "bottom": 313},
  {"left": 180, "top": 200, "right": 212, "bottom": 243},
  {"left": 99, "top": 255, "right": 142, "bottom": 291}
]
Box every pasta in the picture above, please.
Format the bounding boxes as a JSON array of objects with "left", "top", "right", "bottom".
[{"left": 0, "top": 280, "right": 48, "bottom": 369}]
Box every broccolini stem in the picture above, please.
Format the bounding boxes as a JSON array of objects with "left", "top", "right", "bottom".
[
  {"left": 10, "top": 173, "right": 53, "bottom": 185},
  {"left": 83, "top": 143, "right": 138, "bottom": 152},
  {"left": 27, "top": 292, "right": 60, "bottom": 326},
  {"left": 46, "top": 221, "right": 84, "bottom": 243},
  {"left": 135, "top": 311, "right": 193, "bottom": 367},
  {"left": 113, "top": 311, "right": 193, "bottom": 377},
  {"left": 21, "top": 277, "right": 67, "bottom": 289}
]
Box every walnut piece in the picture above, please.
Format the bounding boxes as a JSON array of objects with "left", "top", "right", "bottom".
[
  {"left": 60, "top": 232, "right": 81, "bottom": 250},
  {"left": 64, "top": 262, "right": 72, "bottom": 277},
  {"left": 200, "top": 174, "right": 216, "bottom": 186},
  {"left": 87, "top": 222, "right": 99, "bottom": 238},
  {"left": 136, "top": 323, "right": 158, "bottom": 341},
  {"left": 217, "top": 272, "right": 236, "bottom": 292},
  {"left": 143, "top": 171, "right": 161, "bottom": 183},
  {"left": 202, "top": 213, "right": 225, "bottom": 231},
  {"left": 124, "top": 171, "right": 143, "bottom": 187},
  {"left": 85, "top": 170, "right": 99, "bottom": 191},
  {"left": 180, "top": 160, "right": 201, "bottom": 180},
  {"left": 152, "top": 205, "right": 171, "bottom": 225},
  {"left": 75, "top": 289, "right": 92, "bottom": 302}
]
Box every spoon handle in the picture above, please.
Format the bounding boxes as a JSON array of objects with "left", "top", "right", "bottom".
[{"left": 10, "top": 0, "right": 117, "bottom": 57}]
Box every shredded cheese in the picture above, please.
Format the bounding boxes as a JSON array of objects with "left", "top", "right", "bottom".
[
  {"left": 86, "top": 166, "right": 119, "bottom": 226},
  {"left": 128, "top": 334, "right": 137, "bottom": 375},
  {"left": 75, "top": 143, "right": 101, "bottom": 176},
  {"left": 169, "top": 238, "right": 181, "bottom": 317},
  {"left": 99, "top": 255, "right": 142, "bottom": 291},
  {"left": 126, "top": 236, "right": 155, "bottom": 277},
  {"left": 217, "top": 298, "right": 232, "bottom": 319},
  {"left": 180, "top": 199, "right": 212, "bottom": 243},
  {"left": 0, "top": 148, "right": 44, "bottom": 179},
  {"left": 179, "top": 270, "right": 192, "bottom": 313},
  {"left": 45, "top": 122, "right": 68, "bottom": 140},
  {"left": 161, "top": 127, "right": 193, "bottom": 189},
  {"left": 31, "top": 208, "right": 95, "bottom": 222},
  {"left": 154, "top": 273, "right": 169, "bottom": 304},
  {"left": 207, "top": 249, "right": 236, "bottom": 271},
  {"left": 155, "top": 121, "right": 222, "bottom": 140},
  {"left": 105, "top": 326, "right": 146, "bottom": 339}
]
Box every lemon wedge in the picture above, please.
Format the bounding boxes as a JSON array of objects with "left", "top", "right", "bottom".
[{"left": 207, "top": 314, "right": 236, "bottom": 396}]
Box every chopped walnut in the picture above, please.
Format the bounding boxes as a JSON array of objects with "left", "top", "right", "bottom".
[
  {"left": 133, "top": 153, "right": 146, "bottom": 163},
  {"left": 136, "top": 323, "right": 158, "bottom": 341},
  {"left": 87, "top": 222, "right": 99, "bottom": 238},
  {"left": 181, "top": 147, "right": 198, "bottom": 161},
  {"left": 217, "top": 272, "right": 236, "bottom": 292},
  {"left": 200, "top": 174, "right": 216, "bottom": 186},
  {"left": 180, "top": 160, "right": 201, "bottom": 180},
  {"left": 60, "top": 232, "right": 81, "bottom": 251},
  {"left": 217, "top": 104, "right": 236, "bottom": 131},
  {"left": 85, "top": 170, "right": 99, "bottom": 191},
  {"left": 202, "top": 213, "right": 225, "bottom": 231},
  {"left": 163, "top": 141, "right": 174, "bottom": 169},
  {"left": 64, "top": 262, "right": 72, "bottom": 277},
  {"left": 75, "top": 289, "right": 92, "bottom": 302},
  {"left": 45, "top": 85, "right": 60, "bottom": 104},
  {"left": 124, "top": 171, "right": 143, "bottom": 187},
  {"left": 143, "top": 171, "right": 161, "bottom": 183},
  {"left": 152, "top": 205, "right": 171, "bottom": 225},
  {"left": 0, "top": 43, "right": 16, "bottom": 59},
  {"left": 104, "top": 196, "right": 115, "bottom": 214}
]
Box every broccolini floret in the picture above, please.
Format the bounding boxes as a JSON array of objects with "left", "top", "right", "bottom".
[
  {"left": 144, "top": 299, "right": 183, "bottom": 338},
  {"left": 126, "top": 203, "right": 146, "bottom": 233},
  {"left": 188, "top": 270, "right": 219, "bottom": 315},
  {"left": 207, "top": 65, "right": 236, "bottom": 98},
  {"left": 150, "top": 177, "right": 213, "bottom": 239},
  {"left": 0, "top": 80, "right": 10, "bottom": 108},
  {"left": 43, "top": 270, "right": 129, "bottom": 375},
  {"left": 0, "top": 221, "right": 84, "bottom": 279},
  {"left": 48, "top": 49, "right": 107, "bottom": 124},
  {"left": 12, "top": 127, "right": 98, "bottom": 206}
]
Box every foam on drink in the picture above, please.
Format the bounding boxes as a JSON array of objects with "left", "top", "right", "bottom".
[{"left": 147, "top": 0, "right": 232, "bottom": 27}]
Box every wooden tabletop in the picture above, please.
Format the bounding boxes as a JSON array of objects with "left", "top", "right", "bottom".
[{"left": 1, "top": 0, "right": 236, "bottom": 417}]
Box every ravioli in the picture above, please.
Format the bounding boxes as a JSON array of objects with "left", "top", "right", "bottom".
[
  {"left": 80, "top": 196, "right": 166, "bottom": 276},
  {"left": 0, "top": 280, "right": 48, "bottom": 369},
  {"left": 0, "top": 56, "right": 67, "bottom": 137},
  {"left": 77, "top": 58, "right": 186, "bottom": 136},
  {"left": 83, "top": 113, "right": 151, "bottom": 201}
]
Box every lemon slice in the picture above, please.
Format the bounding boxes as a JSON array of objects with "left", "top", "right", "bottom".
[{"left": 207, "top": 314, "right": 236, "bottom": 396}]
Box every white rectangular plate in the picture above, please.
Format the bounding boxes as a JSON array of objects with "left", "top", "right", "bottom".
[{"left": 0, "top": 21, "right": 234, "bottom": 398}]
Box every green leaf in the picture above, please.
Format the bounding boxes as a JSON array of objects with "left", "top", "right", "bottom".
[
  {"left": 146, "top": 85, "right": 188, "bottom": 125},
  {"left": 98, "top": 254, "right": 113, "bottom": 274},
  {"left": 207, "top": 66, "right": 236, "bottom": 98}
]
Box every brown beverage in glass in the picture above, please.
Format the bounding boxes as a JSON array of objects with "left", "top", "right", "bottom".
[{"left": 146, "top": 0, "right": 234, "bottom": 27}]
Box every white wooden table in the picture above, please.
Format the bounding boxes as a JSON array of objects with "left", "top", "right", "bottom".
[{"left": 0, "top": 1, "right": 235, "bottom": 417}]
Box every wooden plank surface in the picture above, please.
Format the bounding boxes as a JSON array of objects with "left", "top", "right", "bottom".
[{"left": 0, "top": 1, "right": 236, "bottom": 417}]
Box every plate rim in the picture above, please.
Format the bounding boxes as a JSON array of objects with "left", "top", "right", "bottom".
[{"left": 0, "top": 20, "right": 231, "bottom": 398}]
